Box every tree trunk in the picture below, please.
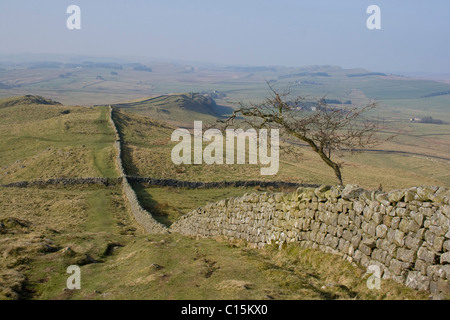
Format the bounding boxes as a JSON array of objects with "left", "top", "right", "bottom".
[
  {"left": 317, "top": 149, "right": 343, "bottom": 186},
  {"left": 285, "top": 128, "right": 344, "bottom": 185}
]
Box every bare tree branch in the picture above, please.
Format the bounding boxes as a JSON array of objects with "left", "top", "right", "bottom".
[{"left": 215, "top": 84, "right": 384, "bottom": 185}]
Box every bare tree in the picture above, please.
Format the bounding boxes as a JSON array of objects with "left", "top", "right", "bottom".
[{"left": 217, "top": 85, "right": 381, "bottom": 185}]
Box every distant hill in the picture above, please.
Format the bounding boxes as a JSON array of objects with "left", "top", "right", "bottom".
[
  {"left": 346, "top": 72, "right": 387, "bottom": 77},
  {"left": 0, "top": 95, "right": 62, "bottom": 109},
  {"left": 112, "top": 93, "right": 221, "bottom": 125}
]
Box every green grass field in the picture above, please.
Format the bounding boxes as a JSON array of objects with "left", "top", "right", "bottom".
[{"left": 0, "top": 98, "right": 117, "bottom": 184}]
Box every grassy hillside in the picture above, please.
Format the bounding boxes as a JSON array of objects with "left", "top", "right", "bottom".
[
  {"left": 0, "top": 184, "right": 137, "bottom": 299},
  {"left": 0, "top": 96, "right": 117, "bottom": 184},
  {"left": 0, "top": 185, "right": 428, "bottom": 300},
  {"left": 0, "top": 94, "right": 442, "bottom": 300},
  {"left": 115, "top": 108, "right": 450, "bottom": 190}
]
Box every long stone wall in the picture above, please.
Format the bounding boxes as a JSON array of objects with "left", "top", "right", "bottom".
[
  {"left": 128, "top": 177, "right": 319, "bottom": 189},
  {"left": 1, "top": 177, "right": 118, "bottom": 188},
  {"left": 109, "top": 106, "right": 168, "bottom": 234},
  {"left": 170, "top": 184, "right": 450, "bottom": 296}
]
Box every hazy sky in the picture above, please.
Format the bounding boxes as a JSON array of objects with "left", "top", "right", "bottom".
[{"left": 0, "top": 0, "right": 449, "bottom": 73}]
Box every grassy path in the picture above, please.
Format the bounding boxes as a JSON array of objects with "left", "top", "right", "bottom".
[
  {"left": 85, "top": 189, "right": 116, "bottom": 233},
  {"left": 91, "top": 106, "right": 117, "bottom": 178}
]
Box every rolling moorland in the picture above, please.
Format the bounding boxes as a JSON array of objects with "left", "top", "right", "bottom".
[{"left": 0, "top": 60, "right": 449, "bottom": 300}]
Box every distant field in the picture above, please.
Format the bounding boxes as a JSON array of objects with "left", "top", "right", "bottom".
[{"left": 2, "top": 64, "right": 450, "bottom": 124}]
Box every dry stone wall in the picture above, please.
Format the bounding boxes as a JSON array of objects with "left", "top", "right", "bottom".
[
  {"left": 170, "top": 184, "right": 450, "bottom": 295},
  {"left": 109, "top": 106, "right": 168, "bottom": 234},
  {"left": 128, "top": 177, "right": 319, "bottom": 189},
  {"left": 1, "top": 177, "right": 117, "bottom": 188}
]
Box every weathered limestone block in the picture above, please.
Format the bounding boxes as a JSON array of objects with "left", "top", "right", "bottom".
[
  {"left": 338, "top": 239, "right": 350, "bottom": 254},
  {"left": 376, "top": 192, "right": 388, "bottom": 203},
  {"left": 359, "top": 238, "right": 376, "bottom": 256},
  {"left": 305, "top": 209, "right": 315, "bottom": 219},
  {"left": 359, "top": 191, "right": 372, "bottom": 202},
  {"left": 398, "top": 219, "right": 410, "bottom": 233},
  {"left": 391, "top": 217, "right": 401, "bottom": 229},
  {"left": 333, "top": 202, "right": 343, "bottom": 213},
  {"left": 342, "top": 184, "right": 364, "bottom": 200},
  {"left": 406, "top": 271, "right": 430, "bottom": 291},
  {"left": 274, "top": 193, "right": 283, "bottom": 203},
  {"left": 367, "top": 221, "right": 377, "bottom": 237},
  {"left": 427, "top": 265, "right": 448, "bottom": 282},
  {"left": 441, "top": 252, "right": 450, "bottom": 264},
  {"left": 353, "top": 249, "right": 362, "bottom": 263},
  {"left": 363, "top": 206, "right": 373, "bottom": 221},
  {"left": 415, "top": 186, "right": 438, "bottom": 202},
  {"left": 430, "top": 280, "right": 450, "bottom": 296},
  {"left": 360, "top": 253, "right": 371, "bottom": 268},
  {"left": 315, "top": 232, "right": 326, "bottom": 244},
  {"left": 397, "top": 248, "right": 416, "bottom": 263},
  {"left": 376, "top": 224, "right": 388, "bottom": 238},
  {"left": 342, "top": 230, "right": 353, "bottom": 242},
  {"left": 361, "top": 221, "right": 369, "bottom": 234},
  {"left": 336, "top": 226, "right": 344, "bottom": 238},
  {"left": 353, "top": 200, "right": 365, "bottom": 214},
  {"left": 410, "top": 212, "right": 424, "bottom": 228},
  {"left": 396, "top": 207, "right": 408, "bottom": 217},
  {"left": 429, "top": 225, "right": 445, "bottom": 237},
  {"left": 324, "top": 211, "right": 338, "bottom": 226},
  {"left": 337, "top": 213, "right": 349, "bottom": 227},
  {"left": 388, "top": 190, "right": 405, "bottom": 203},
  {"left": 353, "top": 214, "right": 362, "bottom": 228},
  {"left": 393, "top": 230, "right": 405, "bottom": 246},
  {"left": 443, "top": 205, "right": 450, "bottom": 219},
  {"left": 417, "top": 246, "right": 438, "bottom": 264},
  {"left": 405, "top": 234, "right": 423, "bottom": 251},
  {"left": 414, "top": 259, "right": 428, "bottom": 275},
  {"left": 372, "top": 248, "right": 388, "bottom": 264},
  {"left": 425, "top": 230, "right": 445, "bottom": 253},
  {"left": 419, "top": 206, "right": 433, "bottom": 217},
  {"left": 444, "top": 240, "right": 450, "bottom": 252},
  {"left": 383, "top": 215, "right": 392, "bottom": 228},
  {"left": 372, "top": 211, "right": 383, "bottom": 225},
  {"left": 386, "top": 205, "right": 395, "bottom": 217},
  {"left": 404, "top": 189, "right": 416, "bottom": 202},
  {"left": 389, "top": 259, "right": 412, "bottom": 276},
  {"left": 314, "top": 185, "right": 331, "bottom": 198}
]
